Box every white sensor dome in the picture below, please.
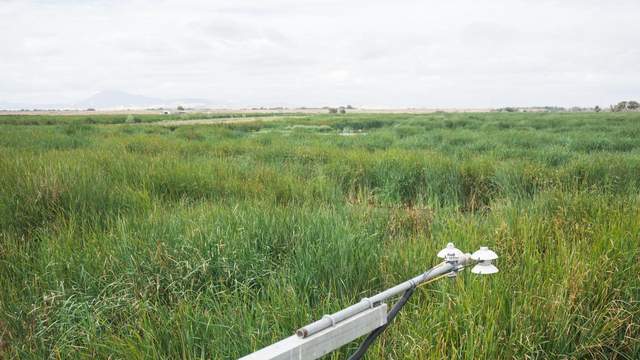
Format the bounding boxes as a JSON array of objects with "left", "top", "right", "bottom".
[
  {"left": 471, "top": 246, "right": 498, "bottom": 261},
  {"left": 471, "top": 261, "right": 499, "bottom": 275},
  {"left": 437, "top": 243, "right": 464, "bottom": 259}
]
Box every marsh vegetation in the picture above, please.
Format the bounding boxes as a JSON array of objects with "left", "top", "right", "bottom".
[{"left": 1, "top": 112, "right": 639, "bottom": 358}]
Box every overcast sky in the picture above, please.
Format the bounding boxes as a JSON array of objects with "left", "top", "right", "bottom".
[{"left": 1, "top": 0, "right": 638, "bottom": 108}]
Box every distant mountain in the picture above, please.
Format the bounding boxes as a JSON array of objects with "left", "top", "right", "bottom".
[
  {"left": 74, "top": 90, "right": 213, "bottom": 109},
  {"left": 75, "top": 90, "right": 163, "bottom": 109},
  {"left": 0, "top": 90, "right": 216, "bottom": 110}
]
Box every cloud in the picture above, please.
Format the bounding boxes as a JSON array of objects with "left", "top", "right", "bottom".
[{"left": 1, "top": 0, "right": 639, "bottom": 107}]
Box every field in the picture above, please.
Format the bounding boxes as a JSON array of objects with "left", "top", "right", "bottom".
[{"left": 1, "top": 112, "right": 639, "bottom": 359}]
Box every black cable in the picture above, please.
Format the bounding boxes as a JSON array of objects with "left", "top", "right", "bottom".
[{"left": 348, "top": 286, "right": 416, "bottom": 360}]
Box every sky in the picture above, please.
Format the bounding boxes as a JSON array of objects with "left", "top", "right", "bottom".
[{"left": 1, "top": 0, "right": 639, "bottom": 108}]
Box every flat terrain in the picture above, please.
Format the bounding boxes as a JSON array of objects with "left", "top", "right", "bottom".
[
  {"left": 149, "top": 115, "right": 301, "bottom": 126},
  {"left": 0, "top": 107, "right": 493, "bottom": 116},
  {"left": 1, "top": 112, "right": 639, "bottom": 358}
]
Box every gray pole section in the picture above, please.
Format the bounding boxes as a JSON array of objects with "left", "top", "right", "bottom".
[{"left": 296, "top": 262, "right": 455, "bottom": 338}]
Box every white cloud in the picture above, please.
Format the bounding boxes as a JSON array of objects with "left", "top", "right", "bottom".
[{"left": 0, "top": 0, "right": 638, "bottom": 107}]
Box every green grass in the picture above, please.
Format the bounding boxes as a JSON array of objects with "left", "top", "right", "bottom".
[
  {"left": 0, "top": 112, "right": 296, "bottom": 126},
  {"left": 1, "top": 112, "right": 639, "bottom": 359}
]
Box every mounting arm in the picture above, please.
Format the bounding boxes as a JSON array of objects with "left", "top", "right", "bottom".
[{"left": 239, "top": 243, "right": 498, "bottom": 360}]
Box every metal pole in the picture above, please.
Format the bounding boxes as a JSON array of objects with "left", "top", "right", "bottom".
[
  {"left": 239, "top": 244, "right": 497, "bottom": 360},
  {"left": 296, "top": 262, "right": 455, "bottom": 338}
]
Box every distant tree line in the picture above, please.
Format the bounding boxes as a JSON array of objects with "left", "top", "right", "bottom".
[
  {"left": 495, "top": 102, "right": 639, "bottom": 113},
  {"left": 326, "top": 105, "right": 354, "bottom": 114},
  {"left": 610, "top": 101, "right": 640, "bottom": 112}
]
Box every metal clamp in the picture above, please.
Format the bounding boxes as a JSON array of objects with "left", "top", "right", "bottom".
[
  {"left": 360, "top": 297, "right": 374, "bottom": 309},
  {"left": 322, "top": 314, "right": 337, "bottom": 327}
]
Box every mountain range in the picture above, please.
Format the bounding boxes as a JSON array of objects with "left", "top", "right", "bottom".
[{"left": 0, "top": 90, "right": 216, "bottom": 110}]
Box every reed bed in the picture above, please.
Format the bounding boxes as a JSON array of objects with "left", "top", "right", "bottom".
[{"left": 1, "top": 112, "right": 639, "bottom": 358}]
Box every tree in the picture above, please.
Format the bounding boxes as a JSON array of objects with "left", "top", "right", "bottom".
[
  {"left": 628, "top": 101, "right": 640, "bottom": 110},
  {"left": 177, "top": 105, "right": 185, "bottom": 111},
  {"left": 594, "top": 105, "right": 601, "bottom": 112},
  {"left": 611, "top": 101, "right": 628, "bottom": 112},
  {"left": 328, "top": 107, "right": 338, "bottom": 114}
]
